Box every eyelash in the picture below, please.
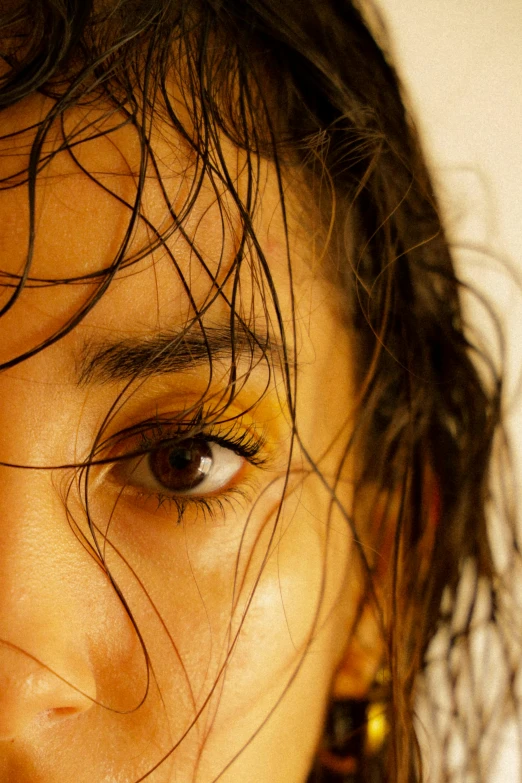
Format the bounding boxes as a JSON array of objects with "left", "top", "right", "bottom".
[
  {"left": 134, "top": 485, "right": 251, "bottom": 525},
  {"left": 107, "top": 412, "right": 266, "bottom": 524}
]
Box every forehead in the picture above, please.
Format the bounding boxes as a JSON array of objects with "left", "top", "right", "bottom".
[
  {"left": 0, "top": 93, "right": 287, "bottom": 272},
  {"left": 0, "top": 92, "right": 355, "bottom": 486},
  {"left": 0, "top": 94, "right": 306, "bottom": 365}
]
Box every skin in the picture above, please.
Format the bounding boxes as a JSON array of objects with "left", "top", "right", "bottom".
[{"left": 0, "top": 93, "right": 378, "bottom": 783}]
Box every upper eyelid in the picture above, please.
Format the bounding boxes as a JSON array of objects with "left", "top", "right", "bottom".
[
  {"left": 94, "top": 408, "right": 214, "bottom": 456},
  {"left": 103, "top": 417, "right": 269, "bottom": 469},
  {"left": 137, "top": 423, "right": 268, "bottom": 465},
  {"left": 90, "top": 390, "right": 289, "bottom": 475}
]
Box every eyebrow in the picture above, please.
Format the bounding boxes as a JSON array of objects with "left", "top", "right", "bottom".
[{"left": 77, "top": 324, "right": 293, "bottom": 386}]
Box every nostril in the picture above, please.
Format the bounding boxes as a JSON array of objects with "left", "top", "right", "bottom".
[
  {"left": 43, "top": 706, "right": 80, "bottom": 720},
  {"left": 53, "top": 707, "right": 77, "bottom": 716},
  {"left": 32, "top": 706, "right": 84, "bottom": 731}
]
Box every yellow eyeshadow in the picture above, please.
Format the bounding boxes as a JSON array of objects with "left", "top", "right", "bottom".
[{"left": 96, "top": 372, "right": 292, "bottom": 468}]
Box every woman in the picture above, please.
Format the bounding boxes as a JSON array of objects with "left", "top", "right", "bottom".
[{"left": 0, "top": 1, "right": 510, "bottom": 781}]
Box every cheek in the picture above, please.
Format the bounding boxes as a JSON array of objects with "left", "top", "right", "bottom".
[
  {"left": 91, "top": 471, "right": 355, "bottom": 747},
  {"left": 213, "top": 492, "right": 355, "bottom": 720}
]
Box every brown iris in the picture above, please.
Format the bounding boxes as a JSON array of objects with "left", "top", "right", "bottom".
[{"left": 148, "top": 438, "right": 213, "bottom": 492}]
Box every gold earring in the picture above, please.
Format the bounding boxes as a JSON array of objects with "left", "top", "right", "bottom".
[{"left": 311, "top": 669, "right": 390, "bottom": 782}]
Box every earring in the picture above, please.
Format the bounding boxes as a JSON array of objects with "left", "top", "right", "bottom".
[
  {"left": 310, "top": 671, "right": 390, "bottom": 782},
  {"left": 318, "top": 697, "right": 368, "bottom": 781}
]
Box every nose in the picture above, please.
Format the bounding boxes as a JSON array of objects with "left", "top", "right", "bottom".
[
  {"left": 0, "top": 644, "right": 94, "bottom": 740},
  {"left": 0, "top": 467, "right": 97, "bottom": 740}
]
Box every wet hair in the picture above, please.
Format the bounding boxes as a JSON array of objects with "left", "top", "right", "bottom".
[{"left": 0, "top": 1, "right": 510, "bottom": 781}]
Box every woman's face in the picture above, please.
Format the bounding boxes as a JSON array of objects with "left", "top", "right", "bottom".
[{"left": 0, "top": 95, "right": 364, "bottom": 782}]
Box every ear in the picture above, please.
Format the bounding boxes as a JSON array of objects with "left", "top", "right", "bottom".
[
  {"left": 331, "top": 599, "right": 387, "bottom": 700},
  {"left": 331, "top": 485, "right": 396, "bottom": 700},
  {"left": 331, "top": 468, "right": 440, "bottom": 700}
]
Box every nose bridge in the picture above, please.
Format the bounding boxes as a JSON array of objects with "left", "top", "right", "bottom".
[{"left": 0, "top": 463, "right": 98, "bottom": 737}]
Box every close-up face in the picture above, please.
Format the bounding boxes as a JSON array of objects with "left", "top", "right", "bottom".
[
  {"left": 0, "top": 93, "right": 370, "bottom": 782},
  {"left": 0, "top": 2, "right": 502, "bottom": 781}
]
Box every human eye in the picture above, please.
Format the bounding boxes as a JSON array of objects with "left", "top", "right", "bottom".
[{"left": 104, "top": 413, "right": 267, "bottom": 521}]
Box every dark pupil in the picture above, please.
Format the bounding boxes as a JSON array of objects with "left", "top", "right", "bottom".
[{"left": 149, "top": 438, "right": 212, "bottom": 492}]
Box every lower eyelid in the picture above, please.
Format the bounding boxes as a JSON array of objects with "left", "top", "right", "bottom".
[{"left": 107, "top": 477, "right": 259, "bottom": 526}]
